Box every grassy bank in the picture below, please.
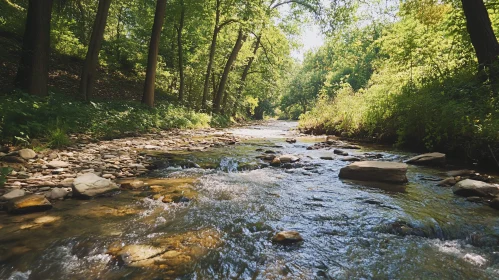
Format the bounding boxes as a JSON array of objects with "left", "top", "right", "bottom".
[{"left": 0, "top": 92, "right": 232, "bottom": 148}]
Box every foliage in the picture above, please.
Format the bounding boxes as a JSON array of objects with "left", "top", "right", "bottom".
[
  {"left": 0, "top": 92, "right": 212, "bottom": 145},
  {"left": 297, "top": 2, "right": 499, "bottom": 163}
]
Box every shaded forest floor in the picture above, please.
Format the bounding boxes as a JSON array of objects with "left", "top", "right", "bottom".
[{"left": 0, "top": 33, "right": 170, "bottom": 101}]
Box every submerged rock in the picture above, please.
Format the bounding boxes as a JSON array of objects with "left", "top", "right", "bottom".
[
  {"left": 334, "top": 149, "right": 348, "bottom": 156},
  {"left": 107, "top": 229, "right": 221, "bottom": 273},
  {"left": 452, "top": 179, "right": 499, "bottom": 197},
  {"left": 7, "top": 195, "right": 52, "bottom": 214},
  {"left": 272, "top": 231, "right": 303, "bottom": 244},
  {"left": 339, "top": 161, "right": 408, "bottom": 184},
  {"left": 73, "top": 173, "right": 119, "bottom": 198},
  {"left": 406, "top": 152, "right": 445, "bottom": 166},
  {"left": 437, "top": 177, "right": 457, "bottom": 187},
  {"left": 447, "top": 169, "right": 475, "bottom": 177},
  {"left": 489, "top": 198, "right": 499, "bottom": 210}
]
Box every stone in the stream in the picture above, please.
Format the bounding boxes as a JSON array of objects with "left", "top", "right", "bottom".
[
  {"left": 286, "top": 138, "right": 297, "bottom": 144},
  {"left": 452, "top": 179, "right": 499, "bottom": 197},
  {"left": 72, "top": 173, "right": 119, "bottom": 198},
  {"left": 47, "top": 160, "right": 70, "bottom": 169},
  {"left": 45, "top": 187, "right": 69, "bottom": 200},
  {"left": 279, "top": 155, "right": 299, "bottom": 163},
  {"left": 334, "top": 149, "right": 349, "bottom": 156},
  {"left": 6, "top": 195, "right": 52, "bottom": 214},
  {"left": 1, "top": 189, "right": 25, "bottom": 201},
  {"left": 121, "top": 180, "right": 145, "bottom": 190},
  {"left": 339, "top": 161, "right": 408, "bottom": 184},
  {"left": 437, "top": 177, "right": 457, "bottom": 187},
  {"left": 489, "top": 198, "right": 499, "bottom": 210},
  {"left": 320, "top": 156, "right": 334, "bottom": 160},
  {"left": 270, "top": 158, "right": 281, "bottom": 167},
  {"left": 272, "top": 231, "right": 303, "bottom": 244},
  {"left": 18, "top": 149, "right": 36, "bottom": 160},
  {"left": 405, "top": 152, "right": 445, "bottom": 166},
  {"left": 341, "top": 156, "right": 361, "bottom": 162}
]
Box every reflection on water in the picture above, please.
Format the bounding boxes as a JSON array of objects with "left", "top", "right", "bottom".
[{"left": 1, "top": 121, "right": 499, "bottom": 279}]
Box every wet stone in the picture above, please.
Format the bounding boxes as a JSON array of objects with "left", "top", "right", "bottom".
[
  {"left": 272, "top": 231, "right": 304, "bottom": 244},
  {"left": 7, "top": 195, "right": 52, "bottom": 214}
]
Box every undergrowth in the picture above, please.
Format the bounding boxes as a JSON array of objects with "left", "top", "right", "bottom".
[{"left": 0, "top": 92, "right": 214, "bottom": 146}]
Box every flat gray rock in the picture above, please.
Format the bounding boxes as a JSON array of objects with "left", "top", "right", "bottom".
[
  {"left": 339, "top": 161, "right": 408, "bottom": 184},
  {"left": 47, "top": 160, "right": 70, "bottom": 169},
  {"left": 406, "top": 152, "right": 445, "bottom": 166},
  {"left": 452, "top": 179, "right": 499, "bottom": 197},
  {"left": 1, "top": 189, "right": 25, "bottom": 201},
  {"left": 73, "top": 173, "right": 119, "bottom": 198}
]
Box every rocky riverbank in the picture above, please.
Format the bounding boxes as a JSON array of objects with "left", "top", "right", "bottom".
[{"left": 0, "top": 128, "right": 241, "bottom": 214}]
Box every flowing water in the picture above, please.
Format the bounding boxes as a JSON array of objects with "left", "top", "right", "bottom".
[{"left": 1, "top": 121, "right": 499, "bottom": 279}]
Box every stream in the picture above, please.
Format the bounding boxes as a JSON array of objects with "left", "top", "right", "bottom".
[{"left": 1, "top": 121, "right": 499, "bottom": 279}]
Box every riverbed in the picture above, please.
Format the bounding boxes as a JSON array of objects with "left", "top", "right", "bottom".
[{"left": 1, "top": 121, "right": 499, "bottom": 279}]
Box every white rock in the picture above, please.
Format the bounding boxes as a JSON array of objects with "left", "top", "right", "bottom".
[
  {"left": 72, "top": 173, "right": 119, "bottom": 198},
  {"left": 45, "top": 188, "right": 69, "bottom": 200},
  {"left": 18, "top": 149, "right": 36, "bottom": 159}
]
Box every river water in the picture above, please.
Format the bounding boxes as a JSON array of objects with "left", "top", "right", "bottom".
[{"left": 1, "top": 121, "right": 499, "bottom": 279}]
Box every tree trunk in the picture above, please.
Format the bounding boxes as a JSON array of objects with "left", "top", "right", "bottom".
[
  {"left": 202, "top": 0, "right": 221, "bottom": 111},
  {"left": 79, "top": 0, "right": 112, "bottom": 101},
  {"left": 177, "top": 0, "right": 186, "bottom": 102},
  {"left": 142, "top": 0, "right": 168, "bottom": 108},
  {"left": 14, "top": 0, "right": 54, "bottom": 96},
  {"left": 232, "top": 35, "right": 261, "bottom": 115},
  {"left": 213, "top": 29, "right": 247, "bottom": 114},
  {"left": 461, "top": 0, "right": 499, "bottom": 81}
]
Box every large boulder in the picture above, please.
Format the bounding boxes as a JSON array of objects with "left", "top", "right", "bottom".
[
  {"left": 405, "top": 152, "right": 445, "bottom": 166},
  {"left": 452, "top": 179, "right": 499, "bottom": 197},
  {"left": 7, "top": 195, "right": 52, "bottom": 214},
  {"left": 339, "top": 161, "right": 408, "bottom": 184},
  {"left": 18, "top": 149, "right": 36, "bottom": 160},
  {"left": 73, "top": 173, "right": 119, "bottom": 198}
]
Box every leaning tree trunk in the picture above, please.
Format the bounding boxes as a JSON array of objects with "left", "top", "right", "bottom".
[
  {"left": 213, "top": 29, "right": 247, "bottom": 114},
  {"left": 202, "top": 0, "right": 221, "bottom": 111},
  {"left": 142, "top": 0, "right": 168, "bottom": 108},
  {"left": 232, "top": 35, "right": 261, "bottom": 116},
  {"left": 14, "top": 0, "right": 54, "bottom": 96},
  {"left": 79, "top": 0, "right": 112, "bottom": 101},
  {"left": 177, "top": 0, "right": 186, "bottom": 102},
  {"left": 461, "top": 0, "right": 499, "bottom": 81}
]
